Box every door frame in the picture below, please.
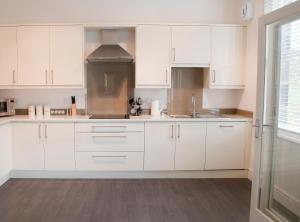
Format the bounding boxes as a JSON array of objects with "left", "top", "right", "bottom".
[{"left": 250, "top": 1, "right": 300, "bottom": 222}]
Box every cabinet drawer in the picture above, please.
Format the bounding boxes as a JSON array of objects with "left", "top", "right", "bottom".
[
  {"left": 75, "top": 152, "right": 144, "bottom": 171},
  {"left": 75, "top": 132, "right": 144, "bottom": 151},
  {"left": 75, "top": 123, "right": 144, "bottom": 133}
]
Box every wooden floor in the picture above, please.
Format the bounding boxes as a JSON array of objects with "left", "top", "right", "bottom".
[{"left": 0, "top": 178, "right": 251, "bottom": 222}]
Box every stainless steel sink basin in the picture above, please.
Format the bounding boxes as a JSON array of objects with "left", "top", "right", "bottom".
[{"left": 168, "top": 114, "right": 228, "bottom": 119}]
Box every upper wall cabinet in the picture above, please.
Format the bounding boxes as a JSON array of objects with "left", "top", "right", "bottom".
[
  {"left": 50, "top": 26, "right": 83, "bottom": 86},
  {"left": 18, "top": 26, "right": 50, "bottom": 86},
  {"left": 15, "top": 25, "right": 84, "bottom": 87},
  {"left": 0, "top": 27, "right": 17, "bottom": 86},
  {"left": 205, "top": 26, "right": 246, "bottom": 89},
  {"left": 135, "top": 25, "right": 171, "bottom": 88},
  {"left": 171, "top": 26, "right": 211, "bottom": 66}
]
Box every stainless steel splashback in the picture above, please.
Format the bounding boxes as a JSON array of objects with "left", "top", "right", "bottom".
[
  {"left": 87, "top": 62, "right": 134, "bottom": 115},
  {"left": 167, "top": 68, "right": 204, "bottom": 115}
]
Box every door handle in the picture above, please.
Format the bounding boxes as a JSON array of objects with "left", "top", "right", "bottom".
[{"left": 171, "top": 124, "right": 174, "bottom": 138}]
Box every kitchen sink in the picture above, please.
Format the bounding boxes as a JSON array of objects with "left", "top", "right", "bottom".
[
  {"left": 168, "top": 114, "right": 193, "bottom": 118},
  {"left": 168, "top": 114, "right": 228, "bottom": 119}
]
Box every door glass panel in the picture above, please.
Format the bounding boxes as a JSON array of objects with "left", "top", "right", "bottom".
[{"left": 259, "top": 17, "right": 300, "bottom": 222}]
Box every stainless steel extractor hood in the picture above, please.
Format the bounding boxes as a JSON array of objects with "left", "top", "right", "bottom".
[{"left": 87, "top": 44, "right": 133, "bottom": 63}]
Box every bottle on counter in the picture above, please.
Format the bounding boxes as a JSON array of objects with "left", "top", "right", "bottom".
[{"left": 71, "top": 96, "right": 77, "bottom": 117}]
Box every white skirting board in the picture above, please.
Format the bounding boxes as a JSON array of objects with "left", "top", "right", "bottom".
[
  {"left": 0, "top": 174, "right": 10, "bottom": 186},
  {"left": 10, "top": 170, "right": 249, "bottom": 179}
]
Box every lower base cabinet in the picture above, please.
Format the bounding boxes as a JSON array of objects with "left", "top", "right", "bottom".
[
  {"left": 144, "top": 122, "right": 206, "bottom": 171},
  {"left": 205, "top": 122, "right": 246, "bottom": 170},
  {"left": 12, "top": 122, "right": 75, "bottom": 171}
]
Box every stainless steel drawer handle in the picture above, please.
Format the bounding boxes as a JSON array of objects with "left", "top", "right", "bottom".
[
  {"left": 92, "top": 126, "right": 127, "bottom": 128},
  {"left": 92, "top": 135, "right": 127, "bottom": 138},
  {"left": 219, "top": 125, "right": 234, "bottom": 128},
  {"left": 92, "top": 155, "right": 127, "bottom": 158}
]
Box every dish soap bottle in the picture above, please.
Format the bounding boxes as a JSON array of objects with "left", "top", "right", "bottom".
[{"left": 71, "top": 96, "right": 77, "bottom": 117}]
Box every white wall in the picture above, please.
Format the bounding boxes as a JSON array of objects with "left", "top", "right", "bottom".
[
  {"left": 0, "top": 0, "right": 243, "bottom": 24},
  {"left": 239, "top": 0, "right": 264, "bottom": 175},
  {"left": 0, "top": 0, "right": 246, "bottom": 110}
]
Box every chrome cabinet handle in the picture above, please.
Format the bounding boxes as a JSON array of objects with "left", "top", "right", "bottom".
[
  {"left": 38, "top": 124, "right": 42, "bottom": 143},
  {"left": 51, "top": 70, "right": 54, "bottom": 84},
  {"left": 212, "top": 70, "right": 216, "bottom": 83},
  {"left": 45, "top": 70, "right": 48, "bottom": 84},
  {"left": 172, "top": 48, "right": 176, "bottom": 61},
  {"left": 44, "top": 125, "right": 48, "bottom": 143},
  {"left": 177, "top": 124, "right": 180, "bottom": 139},
  {"left": 92, "top": 135, "right": 127, "bottom": 138},
  {"left": 171, "top": 124, "right": 174, "bottom": 138},
  {"left": 92, "top": 155, "right": 127, "bottom": 159},
  {"left": 165, "top": 69, "right": 168, "bottom": 84},
  {"left": 12, "top": 70, "right": 16, "bottom": 84},
  {"left": 219, "top": 125, "right": 234, "bottom": 128}
]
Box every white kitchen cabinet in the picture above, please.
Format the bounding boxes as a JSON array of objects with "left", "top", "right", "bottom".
[
  {"left": 0, "top": 124, "right": 12, "bottom": 184},
  {"left": 135, "top": 25, "right": 171, "bottom": 88},
  {"left": 205, "top": 26, "right": 246, "bottom": 89},
  {"left": 144, "top": 122, "right": 175, "bottom": 170},
  {"left": 12, "top": 122, "right": 75, "bottom": 171},
  {"left": 0, "top": 27, "right": 17, "bottom": 86},
  {"left": 13, "top": 123, "right": 44, "bottom": 170},
  {"left": 175, "top": 122, "right": 206, "bottom": 170},
  {"left": 50, "top": 25, "right": 83, "bottom": 86},
  {"left": 171, "top": 26, "right": 211, "bottom": 66},
  {"left": 144, "top": 122, "right": 206, "bottom": 171},
  {"left": 44, "top": 123, "right": 75, "bottom": 171},
  {"left": 205, "top": 122, "right": 246, "bottom": 170},
  {"left": 17, "top": 26, "right": 50, "bottom": 86}
]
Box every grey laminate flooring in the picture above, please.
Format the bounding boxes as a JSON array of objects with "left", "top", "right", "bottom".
[{"left": 0, "top": 178, "right": 251, "bottom": 222}]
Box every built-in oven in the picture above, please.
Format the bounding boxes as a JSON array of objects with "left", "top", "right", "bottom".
[{"left": 0, "top": 98, "right": 15, "bottom": 117}]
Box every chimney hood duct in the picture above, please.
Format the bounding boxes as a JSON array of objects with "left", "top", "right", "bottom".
[{"left": 87, "top": 44, "right": 133, "bottom": 63}]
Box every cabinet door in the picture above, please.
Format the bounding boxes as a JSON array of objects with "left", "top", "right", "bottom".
[
  {"left": 12, "top": 123, "right": 44, "bottom": 170},
  {"left": 175, "top": 122, "right": 206, "bottom": 170},
  {"left": 50, "top": 26, "right": 83, "bottom": 86},
  {"left": 171, "top": 26, "right": 211, "bottom": 65},
  {"left": 0, "top": 27, "right": 17, "bottom": 86},
  {"left": 0, "top": 124, "right": 12, "bottom": 182},
  {"left": 144, "top": 122, "right": 175, "bottom": 170},
  {"left": 17, "top": 26, "right": 50, "bottom": 86},
  {"left": 136, "top": 25, "right": 171, "bottom": 88},
  {"left": 205, "top": 122, "right": 246, "bottom": 170},
  {"left": 210, "top": 26, "right": 246, "bottom": 88},
  {"left": 44, "top": 123, "right": 75, "bottom": 170}
]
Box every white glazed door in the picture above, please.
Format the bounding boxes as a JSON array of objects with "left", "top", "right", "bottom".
[
  {"left": 12, "top": 123, "right": 44, "bottom": 170},
  {"left": 205, "top": 122, "right": 246, "bottom": 170},
  {"left": 171, "top": 26, "right": 211, "bottom": 65},
  {"left": 44, "top": 123, "right": 75, "bottom": 171},
  {"left": 136, "top": 25, "right": 171, "bottom": 88},
  {"left": 0, "top": 27, "right": 17, "bottom": 86},
  {"left": 144, "top": 122, "right": 175, "bottom": 170},
  {"left": 50, "top": 25, "right": 83, "bottom": 86},
  {"left": 210, "top": 26, "right": 246, "bottom": 88},
  {"left": 174, "top": 122, "right": 206, "bottom": 170},
  {"left": 17, "top": 26, "right": 50, "bottom": 86}
]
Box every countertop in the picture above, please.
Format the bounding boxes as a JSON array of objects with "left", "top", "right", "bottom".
[{"left": 0, "top": 114, "right": 252, "bottom": 126}]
